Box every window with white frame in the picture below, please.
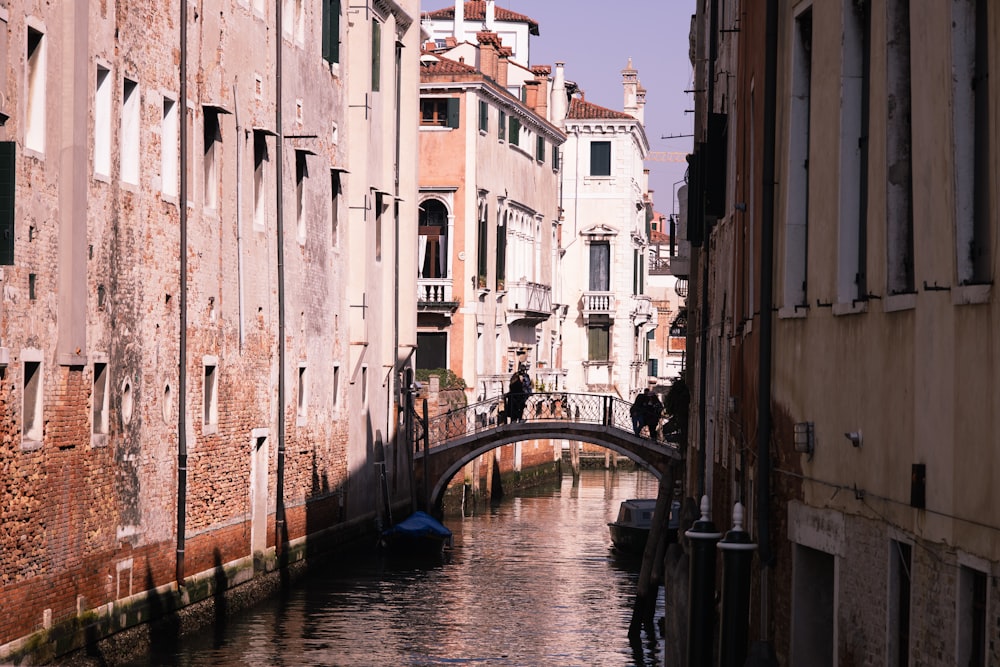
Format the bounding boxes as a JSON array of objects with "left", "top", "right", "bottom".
[
  {"left": 25, "top": 26, "right": 45, "bottom": 154},
  {"left": 161, "top": 96, "right": 178, "bottom": 198},
  {"left": 92, "top": 361, "right": 109, "bottom": 436},
  {"left": 121, "top": 78, "right": 140, "bottom": 184},
  {"left": 95, "top": 65, "right": 112, "bottom": 177},
  {"left": 253, "top": 129, "right": 269, "bottom": 230},
  {"left": 22, "top": 356, "right": 43, "bottom": 444},
  {"left": 784, "top": 5, "right": 811, "bottom": 309},
  {"left": 886, "top": 0, "right": 913, "bottom": 295},
  {"left": 203, "top": 357, "right": 218, "bottom": 427}
]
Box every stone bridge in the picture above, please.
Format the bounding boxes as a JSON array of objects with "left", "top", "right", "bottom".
[{"left": 410, "top": 392, "right": 684, "bottom": 511}]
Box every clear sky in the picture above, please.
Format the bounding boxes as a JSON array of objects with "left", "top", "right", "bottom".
[{"left": 507, "top": 0, "right": 697, "bottom": 217}]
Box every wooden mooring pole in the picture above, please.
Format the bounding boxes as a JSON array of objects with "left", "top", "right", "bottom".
[{"left": 628, "top": 478, "right": 671, "bottom": 642}]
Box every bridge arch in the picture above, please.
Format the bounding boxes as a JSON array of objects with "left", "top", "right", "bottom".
[{"left": 413, "top": 393, "right": 683, "bottom": 512}]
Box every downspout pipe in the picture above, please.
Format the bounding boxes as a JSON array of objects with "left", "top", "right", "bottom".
[
  {"left": 176, "top": 0, "right": 189, "bottom": 586},
  {"left": 749, "top": 0, "right": 779, "bottom": 663},
  {"left": 274, "top": 0, "right": 288, "bottom": 555}
]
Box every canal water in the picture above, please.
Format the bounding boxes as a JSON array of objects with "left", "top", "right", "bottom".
[{"left": 136, "top": 469, "right": 664, "bottom": 666}]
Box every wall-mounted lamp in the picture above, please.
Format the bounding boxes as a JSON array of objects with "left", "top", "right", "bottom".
[
  {"left": 793, "top": 422, "right": 814, "bottom": 460},
  {"left": 845, "top": 431, "right": 863, "bottom": 448}
]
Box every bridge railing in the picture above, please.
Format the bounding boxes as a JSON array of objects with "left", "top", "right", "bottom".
[{"left": 423, "top": 391, "right": 677, "bottom": 451}]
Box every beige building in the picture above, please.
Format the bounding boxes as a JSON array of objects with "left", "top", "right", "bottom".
[
  {"left": 0, "top": 0, "right": 421, "bottom": 660},
  {"left": 681, "top": 0, "right": 1000, "bottom": 664}
]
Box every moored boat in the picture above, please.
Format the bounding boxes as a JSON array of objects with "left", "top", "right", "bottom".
[
  {"left": 380, "top": 511, "right": 453, "bottom": 557},
  {"left": 607, "top": 498, "right": 657, "bottom": 555}
]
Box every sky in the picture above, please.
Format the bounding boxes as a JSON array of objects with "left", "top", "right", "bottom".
[{"left": 504, "top": 0, "right": 697, "bottom": 217}]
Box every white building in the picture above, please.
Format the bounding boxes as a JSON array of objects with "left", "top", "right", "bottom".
[{"left": 553, "top": 60, "right": 657, "bottom": 398}]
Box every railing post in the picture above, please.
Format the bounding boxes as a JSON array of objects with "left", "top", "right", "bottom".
[
  {"left": 422, "top": 398, "right": 429, "bottom": 511},
  {"left": 718, "top": 502, "right": 757, "bottom": 667},
  {"left": 686, "top": 495, "right": 722, "bottom": 667}
]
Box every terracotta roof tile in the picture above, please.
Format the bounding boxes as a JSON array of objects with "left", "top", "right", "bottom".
[
  {"left": 566, "top": 97, "right": 636, "bottom": 121},
  {"left": 420, "top": 52, "right": 479, "bottom": 76},
  {"left": 425, "top": 2, "right": 540, "bottom": 35}
]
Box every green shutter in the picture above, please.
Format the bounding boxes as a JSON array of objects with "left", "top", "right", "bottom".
[
  {"left": 509, "top": 116, "right": 520, "bottom": 145},
  {"left": 590, "top": 141, "right": 611, "bottom": 176},
  {"left": 479, "top": 100, "right": 488, "bottom": 132},
  {"left": 499, "top": 111, "right": 506, "bottom": 141},
  {"left": 446, "top": 98, "right": 460, "bottom": 128},
  {"left": 371, "top": 20, "right": 381, "bottom": 91},
  {"left": 536, "top": 136, "right": 545, "bottom": 161},
  {"left": 0, "top": 142, "right": 14, "bottom": 265},
  {"left": 552, "top": 147, "right": 560, "bottom": 171},
  {"left": 322, "top": 0, "right": 341, "bottom": 64}
]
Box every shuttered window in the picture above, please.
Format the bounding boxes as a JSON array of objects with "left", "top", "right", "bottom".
[
  {"left": 322, "top": 0, "right": 341, "bottom": 64},
  {"left": 590, "top": 140, "right": 611, "bottom": 176},
  {"left": 0, "top": 142, "right": 14, "bottom": 265},
  {"left": 371, "top": 19, "right": 381, "bottom": 92}
]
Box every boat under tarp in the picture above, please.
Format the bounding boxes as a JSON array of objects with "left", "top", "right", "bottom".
[{"left": 380, "top": 511, "right": 453, "bottom": 556}]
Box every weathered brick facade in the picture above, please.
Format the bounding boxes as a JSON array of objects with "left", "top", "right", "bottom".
[{"left": 0, "top": 0, "right": 421, "bottom": 661}]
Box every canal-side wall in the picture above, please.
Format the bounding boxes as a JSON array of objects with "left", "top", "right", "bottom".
[{"left": 31, "top": 508, "right": 397, "bottom": 666}]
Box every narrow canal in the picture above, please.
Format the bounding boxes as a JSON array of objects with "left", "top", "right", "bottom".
[{"left": 134, "top": 468, "right": 664, "bottom": 666}]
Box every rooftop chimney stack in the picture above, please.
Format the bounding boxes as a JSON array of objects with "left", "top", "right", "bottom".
[
  {"left": 454, "top": 0, "right": 465, "bottom": 42},
  {"left": 622, "top": 57, "right": 640, "bottom": 120},
  {"left": 551, "top": 61, "right": 567, "bottom": 125}
]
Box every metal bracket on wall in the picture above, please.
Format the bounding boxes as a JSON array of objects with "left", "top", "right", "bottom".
[
  {"left": 349, "top": 93, "right": 372, "bottom": 120},
  {"left": 348, "top": 3, "right": 372, "bottom": 20}
]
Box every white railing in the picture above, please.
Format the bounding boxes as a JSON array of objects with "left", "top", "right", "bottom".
[
  {"left": 417, "top": 278, "right": 454, "bottom": 304},
  {"left": 583, "top": 291, "right": 615, "bottom": 319}
]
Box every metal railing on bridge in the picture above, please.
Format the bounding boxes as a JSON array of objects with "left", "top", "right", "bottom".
[{"left": 421, "top": 391, "right": 679, "bottom": 452}]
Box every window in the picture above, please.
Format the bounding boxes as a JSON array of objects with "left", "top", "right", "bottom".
[
  {"left": 590, "top": 141, "right": 611, "bottom": 176},
  {"left": 121, "top": 78, "right": 140, "bottom": 184},
  {"left": 420, "top": 98, "right": 459, "bottom": 128},
  {"left": 886, "top": 0, "right": 913, "bottom": 295},
  {"left": 792, "top": 544, "right": 835, "bottom": 666},
  {"left": 589, "top": 242, "right": 610, "bottom": 291},
  {"left": 295, "top": 150, "right": 308, "bottom": 240},
  {"left": 508, "top": 116, "right": 520, "bottom": 146},
  {"left": 419, "top": 199, "right": 448, "bottom": 278},
  {"left": 253, "top": 129, "right": 269, "bottom": 230},
  {"left": 297, "top": 364, "right": 308, "bottom": 420},
  {"left": 784, "top": 6, "right": 812, "bottom": 308},
  {"left": 888, "top": 540, "right": 911, "bottom": 667},
  {"left": 22, "top": 358, "right": 42, "bottom": 444},
  {"left": 952, "top": 0, "right": 990, "bottom": 286},
  {"left": 552, "top": 146, "right": 560, "bottom": 171},
  {"left": 479, "top": 100, "right": 488, "bottom": 132},
  {"left": 203, "top": 107, "right": 222, "bottom": 211},
  {"left": 958, "top": 565, "right": 987, "bottom": 667},
  {"left": 416, "top": 332, "right": 447, "bottom": 370},
  {"left": 330, "top": 170, "right": 341, "bottom": 246},
  {"left": 371, "top": 19, "right": 381, "bottom": 92},
  {"left": 25, "top": 27, "right": 45, "bottom": 154},
  {"left": 361, "top": 365, "right": 368, "bottom": 406},
  {"left": 375, "top": 192, "right": 384, "bottom": 262},
  {"left": 0, "top": 142, "right": 15, "bottom": 265},
  {"left": 837, "top": 0, "right": 870, "bottom": 304},
  {"left": 587, "top": 325, "right": 609, "bottom": 361},
  {"left": 95, "top": 65, "right": 112, "bottom": 177},
  {"left": 93, "top": 362, "right": 109, "bottom": 436},
  {"left": 332, "top": 365, "right": 340, "bottom": 407},
  {"left": 322, "top": 0, "right": 341, "bottom": 64},
  {"left": 496, "top": 211, "right": 507, "bottom": 290},
  {"left": 499, "top": 110, "right": 506, "bottom": 141},
  {"left": 161, "top": 97, "right": 178, "bottom": 197},
  {"left": 477, "top": 201, "right": 488, "bottom": 287},
  {"left": 536, "top": 136, "right": 545, "bottom": 162},
  {"left": 203, "top": 358, "right": 218, "bottom": 427}
]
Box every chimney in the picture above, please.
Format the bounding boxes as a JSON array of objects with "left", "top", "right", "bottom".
[
  {"left": 550, "top": 62, "right": 567, "bottom": 125},
  {"left": 477, "top": 31, "right": 501, "bottom": 80},
  {"left": 524, "top": 80, "right": 540, "bottom": 111},
  {"left": 454, "top": 0, "right": 465, "bottom": 42},
  {"left": 636, "top": 85, "right": 646, "bottom": 124},
  {"left": 622, "top": 57, "right": 640, "bottom": 120},
  {"left": 531, "top": 65, "right": 551, "bottom": 119},
  {"left": 485, "top": 0, "right": 496, "bottom": 31},
  {"left": 497, "top": 46, "right": 511, "bottom": 89}
]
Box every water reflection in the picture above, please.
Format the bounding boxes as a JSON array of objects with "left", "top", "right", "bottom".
[{"left": 133, "top": 469, "right": 663, "bottom": 666}]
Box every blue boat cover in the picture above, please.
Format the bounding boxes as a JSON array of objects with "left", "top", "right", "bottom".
[{"left": 382, "top": 511, "right": 452, "bottom": 539}]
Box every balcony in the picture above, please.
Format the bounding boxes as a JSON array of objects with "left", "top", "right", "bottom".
[
  {"left": 582, "top": 291, "right": 615, "bottom": 322},
  {"left": 505, "top": 280, "right": 552, "bottom": 325},
  {"left": 417, "top": 278, "right": 459, "bottom": 316},
  {"left": 630, "top": 294, "right": 654, "bottom": 326}
]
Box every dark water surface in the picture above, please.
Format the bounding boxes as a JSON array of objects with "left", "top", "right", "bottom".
[{"left": 139, "top": 469, "right": 663, "bottom": 666}]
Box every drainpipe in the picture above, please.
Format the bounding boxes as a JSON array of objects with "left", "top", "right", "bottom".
[
  {"left": 274, "top": 0, "right": 288, "bottom": 555},
  {"left": 176, "top": 0, "right": 189, "bottom": 586},
  {"left": 234, "top": 82, "right": 245, "bottom": 350},
  {"left": 749, "top": 0, "right": 779, "bottom": 664}
]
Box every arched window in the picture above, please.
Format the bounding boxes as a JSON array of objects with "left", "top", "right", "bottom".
[{"left": 419, "top": 199, "right": 448, "bottom": 278}]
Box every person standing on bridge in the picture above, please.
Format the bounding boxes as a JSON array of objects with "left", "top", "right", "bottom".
[{"left": 507, "top": 363, "right": 531, "bottom": 422}]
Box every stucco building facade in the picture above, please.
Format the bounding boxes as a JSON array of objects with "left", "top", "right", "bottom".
[{"left": 681, "top": 0, "right": 1000, "bottom": 664}]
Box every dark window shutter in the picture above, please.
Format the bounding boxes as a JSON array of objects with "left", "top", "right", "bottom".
[
  {"left": 0, "top": 142, "right": 14, "bottom": 265},
  {"left": 446, "top": 98, "right": 460, "bottom": 128},
  {"left": 479, "top": 100, "right": 488, "bottom": 131},
  {"left": 552, "top": 147, "right": 560, "bottom": 171},
  {"left": 536, "top": 136, "right": 545, "bottom": 161},
  {"left": 509, "top": 117, "right": 520, "bottom": 145},
  {"left": 371, "top": 20, "right": 381, "bottom": 91},
  {"left": 590, "top": 141, "right": 611, "bottom": 176},
  {"left": 499, "top": 111, "right": 506, "bottom": 141},
  {"left": 322, "top": 0, "right": 341, "bottom": 64}
]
